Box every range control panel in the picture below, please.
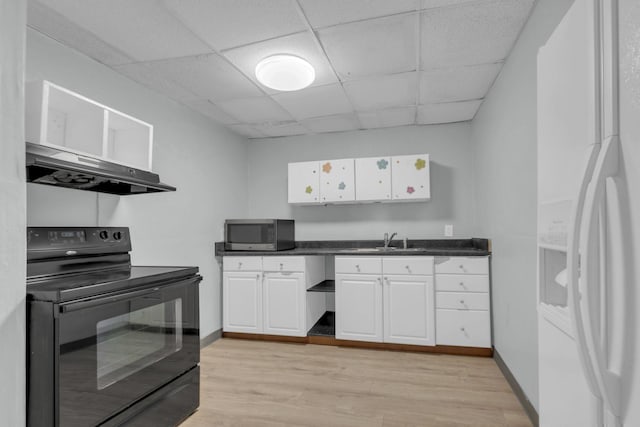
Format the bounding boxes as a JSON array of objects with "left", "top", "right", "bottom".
[{"left": 27, "top": 227, "right": 132, "bottom": 261}]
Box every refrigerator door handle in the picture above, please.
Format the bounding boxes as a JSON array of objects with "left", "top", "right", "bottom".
[
  {"left": 567, "top": 142, "right": 604, "bottom": 423},
  {"left": 579, "top": 135, "right": 622, "bottom": 425}
]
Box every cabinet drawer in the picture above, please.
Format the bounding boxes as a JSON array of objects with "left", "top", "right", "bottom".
[
  {"left": 335, "top": 257, "right": 381, "bottom": 275},
  {"left": 436, "top": 309, "right": 491, "bottom": 348},
  {"left": 262, "top": 256, "right": 305, "bottom": 272},
  {"left": 223, "top": 256, "right": 262, "bottom": 272},
  {"left": 435, "top": 257, "right": 489, "bottom": 275},
  {"left": 382, "top": 257, "right": 434, "bottom": 275},
  {"left": 436, "top": 292, "right": 490, "bottom": 310},
  {"left": 435, "top": 274, "right": 489, "bottom": 293}
]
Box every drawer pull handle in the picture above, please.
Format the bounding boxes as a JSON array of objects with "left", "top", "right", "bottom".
[
  {"left": 459, "top": 264, "right": 464, "bottom": 269},
  {"left": 256, "top": 274, "right": 260, "bottom": 279},
  {"left": 460, "top": 327, "right": 465, "bottom": 332},
  {"left": 356, "top": 265, "right": 361, "bottom": 272},
  {"left": 459, "top": 282, "right": 466, "bottom": 288},
  {"left": 377, "top": 278, "right": 382, "bottom": 285},
  {"left": 460, "top": 300, "right": 465, "bottom": 304},
  {"left": 279, "top": 263, "right": 283, "bottom": 270},
  {"left": 238, "top": 262, "right": 242, "bottom": 268}
]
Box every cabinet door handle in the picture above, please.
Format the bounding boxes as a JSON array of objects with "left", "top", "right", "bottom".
[
  {"left": 460, "top": 327, "right": 465, "bottom": 332},
  {"left": 355, "top": 265, "right": 361, "bottom": 272}
]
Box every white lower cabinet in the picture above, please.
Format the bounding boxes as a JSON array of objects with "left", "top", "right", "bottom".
[
  {"left": 336, "top": 256, "right": 435, "bottom": 346},
  {"left": 263, "top": 272, "right": 306, "bottom": 336},
  {"left": 223, "top": 256, "right": 324, "bottom": 337},
  {"left": 335, "top": 273, "right": 383, "bottom": 342},
  {"left": 435, "top": 256, "right": 491, "bottom": 348},
  {"left": 384, "top": 274, "right": 435, "bottom": 346},
  {"left": 223, "top": 271, "right": 263, "bottom": 334}
]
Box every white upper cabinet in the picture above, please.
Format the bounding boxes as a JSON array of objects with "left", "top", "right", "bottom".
[
  {"left": 355, "top": 156, "right": 392, "bottom": 202},
  {"left": 391, "top": 154, "right": 430, "bottom": 201},
  {"left": 289, "top": 153, "right": 430, "bottom": 205},
  {"left": 288, "top": 161, "right": 320, "bottom": 204},
  {"left": 319, "top": 158, "right": 355, "bottom": 203},
  {"left": 25, "top": 80, "right": 153, "bottom": 171}
]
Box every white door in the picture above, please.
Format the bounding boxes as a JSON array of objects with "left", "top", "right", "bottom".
[
  {"left": 288, "top": 161, "right": 320, "bottom": 204},
  {"left": 355, "top": 156, "right": 391, "bottom": 202},
  {"left": 335, "top": 273, "right": 383, "bottom": 342},
  {"left": 262, "top": 272, "right": 306, "bottom": 337},
  {"left": 383, "top": 274, "right": 435, "bottom": 346},
  {"left": 391, "top": 154, "right": 430, "bottom": 201},
  {"left": 223, "top": 271, "right": 262, "bottom": 333},
  {"left": 319, "top": 158, "right": 355, "bottom": 203}
]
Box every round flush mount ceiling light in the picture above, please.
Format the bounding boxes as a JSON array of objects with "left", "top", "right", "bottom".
[{"left": 255, "top": 55, "right": 315, "bottom": 91}]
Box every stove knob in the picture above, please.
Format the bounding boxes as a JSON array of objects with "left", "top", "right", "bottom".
[
  {"left": 113, "top": 231, "right": 122, "bottom": 241},
  {"left": 99, "top": 230, "right": 109, "bottom": 240}
]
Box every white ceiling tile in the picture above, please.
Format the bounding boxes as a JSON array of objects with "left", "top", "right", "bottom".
[
  {"left": 299, "top": 0, "right": 418, "bottom": 28},
  {"left": 218, "top": 97, "right": 293, "bottom": 124},
  {"left": 421, "top": 0, "right": 534, "bottom": 68},
  {"left": 358, "top": 107, "right": 416, "bottom": 129},
  {"left": 28, "top": 1, "right": 134, "bottom": 66},
  {"left": 223, "top": 31, "right": 338, "bottom": 94},
  {"left": 420, "top": 62, "right": 502, "bottom": 103},
  {"left": 271, "top": 84, "right": 353, "bottom": 120},
  {"left": 421, "top": 0, "right": 482, "bottom": 10},
  {"left": 229, "top": 124, "right": 266, "bottom": 138},
  {"left": 113, "top": 62, "right": 200, "bottom": 102},
  {"left": 254, "top": 122, "right": 308, "bottom": 138},
  {"left": 182, "top": 99, "right": 240, "bottom": 124},
  {"left": 144, "top": 54, "right": 262, "bottom": 101},
  {"left": 344, "top": 72, "right": 417, "bottom": 111},
  {"left": 34, "top": 0, "right": 212, "bottom": 61},
  {"left": 302, "top": 114, "right": 360, "bottom": 133},
  {"left": 164, "top": 0, "right": 307, "bottom": 51},
  {"left": 318, "top": 14, "right": 417, "bottom": 80},
  {"left": 417, "top": 100, "right": 482, "bottom": 124}
]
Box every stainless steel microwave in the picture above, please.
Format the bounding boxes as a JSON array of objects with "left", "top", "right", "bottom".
[{"left": 224, "top": 219, "right": 295, "bottom": 251}]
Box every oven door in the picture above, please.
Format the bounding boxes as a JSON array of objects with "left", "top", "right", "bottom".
[{"left": 56, "top": 276, "right": 200, "bottom": 427}]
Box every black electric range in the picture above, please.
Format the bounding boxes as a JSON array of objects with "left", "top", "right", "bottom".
[{"left": 26, "top": 227, "right": 202, "bottom": 427}]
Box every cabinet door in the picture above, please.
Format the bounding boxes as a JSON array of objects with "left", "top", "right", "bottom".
[
  {"left": 319, "top": 158, "right": 355, "bottom": 203},
  {"left": 391, "top": 154, "right": 430, "bottom": 201},
  {"left": 355, "top": 156, "right": 391, "bottom": 202},
  {"left": 262, "top": 272, "right": 306, "bottom": 337},
  {"left": 288, "top": 161, "right": 320, "bottom": 204},
  {"left": 335, "top": 274, "right": 383, "bottom": 342},
  {"left": 383, "top": 274, "right": 435, "bottom": 346},
  {"left": 223, "top": 272, "right": 263, "bottom": 333}
]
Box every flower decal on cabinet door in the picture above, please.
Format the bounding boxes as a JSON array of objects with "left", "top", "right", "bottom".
[
  {"left": 377, "top": 159, "right": 388, "bottom": 169},
  {"left": 415, "top": 158, "right": 426, "bottom": 170},
  {"left": 322, "top": 162, "right": 332, "bottom": 173},
  {"left": 406, "top": 186, "right": 415, "bottom": 194},
  {"left": 305, "top": 186, "right": 313, "bottom": 194},
  {"left": 338, "top": 182, "right": 346, "bottom": 190}
]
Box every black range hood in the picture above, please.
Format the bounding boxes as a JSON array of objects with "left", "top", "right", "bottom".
[{"left": 26, "top": 142, "right": 176, "bottom": 195}]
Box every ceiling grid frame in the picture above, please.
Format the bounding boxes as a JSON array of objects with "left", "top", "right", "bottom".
[{"left": 27, "top": 0, "right": 537, "bottom": 138}]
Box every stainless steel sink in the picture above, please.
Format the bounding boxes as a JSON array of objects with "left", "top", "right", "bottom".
[{"left": 338, "top": 247, "right": 425, "bottom": 253}]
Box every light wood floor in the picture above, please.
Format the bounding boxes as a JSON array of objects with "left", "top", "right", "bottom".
[{"left": 180, "top": 338, "right": 532, "bottom": 427}]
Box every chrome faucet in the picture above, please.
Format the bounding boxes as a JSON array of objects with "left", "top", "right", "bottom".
[{"left": 383, "top": 232, "right": 397, "bottom": 249}]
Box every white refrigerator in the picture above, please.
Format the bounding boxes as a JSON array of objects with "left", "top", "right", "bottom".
[{"left": 537, "top": 0, "right": 640, "bottom": 426}]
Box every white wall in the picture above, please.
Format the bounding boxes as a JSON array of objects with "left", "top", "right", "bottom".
[
  {"left": 247, "top": 123, "right": 475, "bottom": 241},
  {"left": 26, "top": 29, "right": 250, "bottom": 338},
  {"left": 0, "top": 0, "right": 26, "bottom": 425},
  {"left": 471, "top": 0, "right": 574, "bottom": 410}
]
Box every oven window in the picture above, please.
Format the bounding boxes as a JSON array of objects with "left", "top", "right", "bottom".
[{"left": 96, "top": 298, "right": 183, "bottom": 390}]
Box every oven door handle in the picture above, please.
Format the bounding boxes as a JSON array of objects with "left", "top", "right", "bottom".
[{"left": 60, "top": 286, "right": 162, "bottom": 313}]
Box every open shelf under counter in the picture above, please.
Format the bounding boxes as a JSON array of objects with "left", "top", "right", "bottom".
[
  {"left": 307, "top": 311, "right": 335, "bottom": 337},
  {"left": 307, "top": 280, "right": 335, "bottom": 293}
]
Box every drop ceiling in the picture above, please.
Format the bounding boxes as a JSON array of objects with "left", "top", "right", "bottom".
[{"left": 27, "top": 0, "right": 535, "bottom": 139}]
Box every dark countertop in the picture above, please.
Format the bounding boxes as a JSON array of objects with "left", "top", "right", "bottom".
[{"left": 215, "top": 238, "right": 490, "bottom": 257}]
